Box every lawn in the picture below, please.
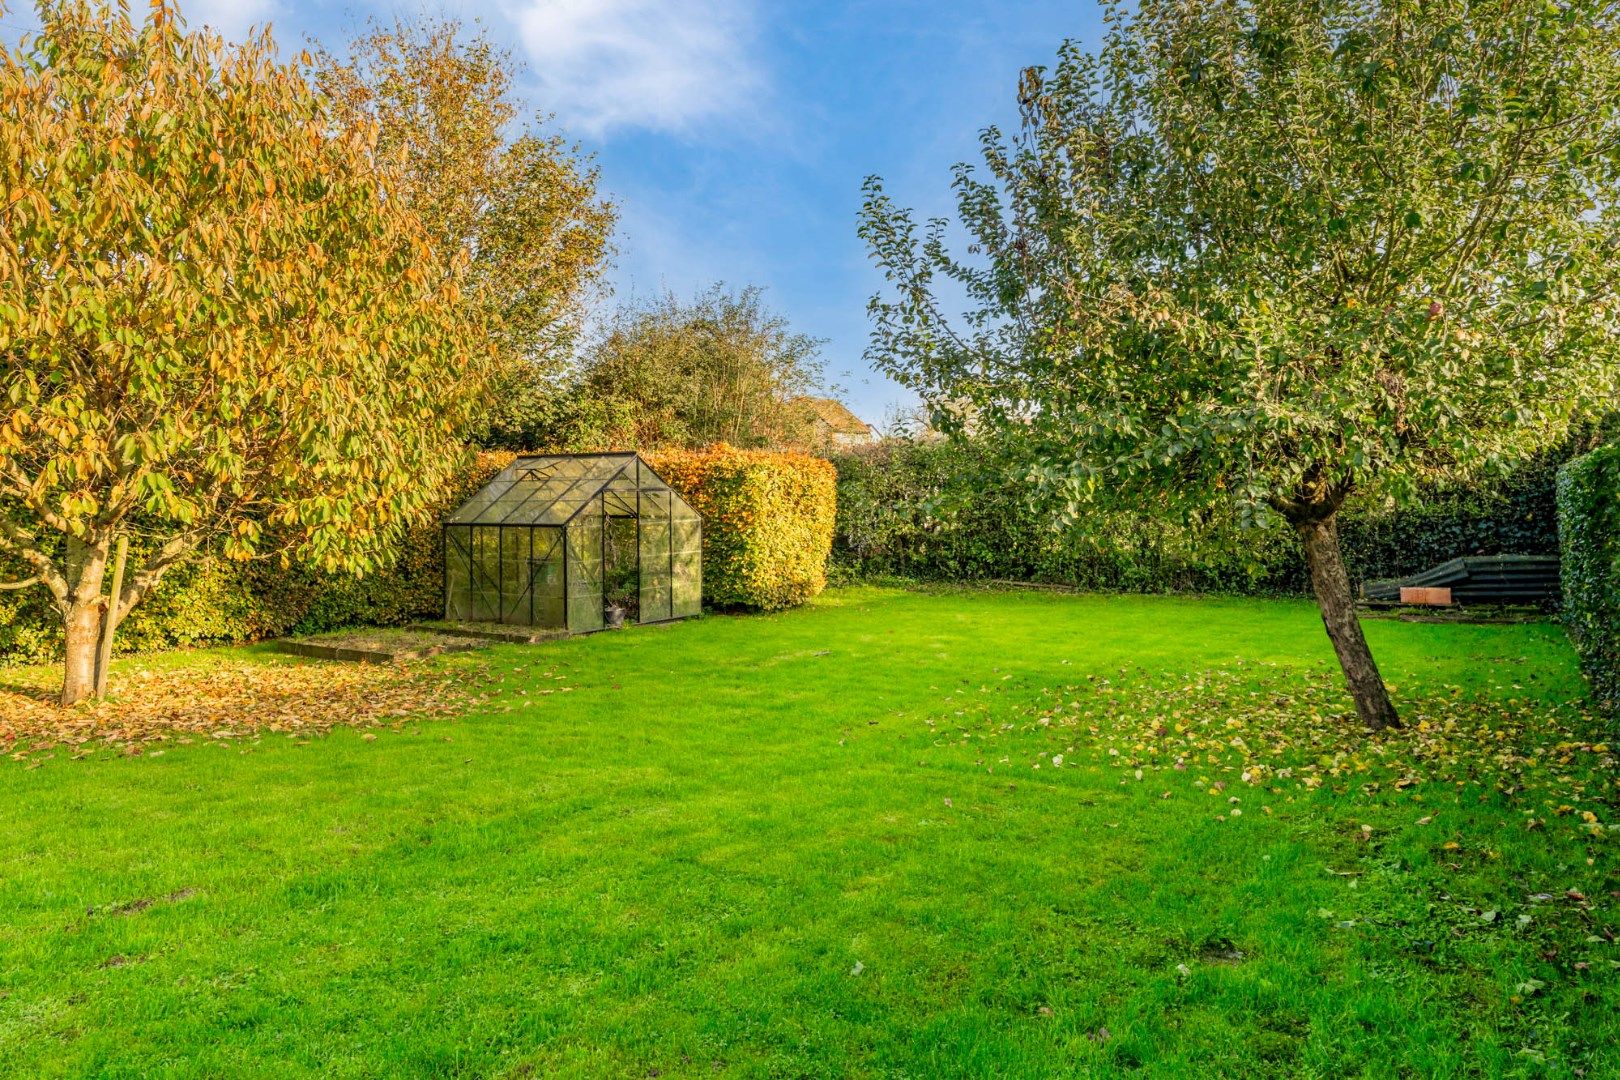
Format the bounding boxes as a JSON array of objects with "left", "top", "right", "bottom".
[{"left": 0, "top": 586, "right": 1614, "bottom": 1078}]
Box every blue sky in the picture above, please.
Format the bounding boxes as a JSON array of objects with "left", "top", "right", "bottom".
[{"left": 27, "top": 0, "right": 1107, "bottom": 424}]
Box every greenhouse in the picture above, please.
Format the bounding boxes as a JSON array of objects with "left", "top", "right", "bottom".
[{"left": 442, "top": 452, "right": 702, "bottom": 633}]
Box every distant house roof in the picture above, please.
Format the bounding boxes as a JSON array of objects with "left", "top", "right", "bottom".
[{"left": 794, "top": 396, "right": 873, "bottom": 436}]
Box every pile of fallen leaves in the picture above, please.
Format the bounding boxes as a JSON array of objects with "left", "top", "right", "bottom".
[
  {"left": 0, "top": 657, "right": 492, "bottom": 763},
  {"left": 948, "top": 662, "right": 1618, "bottom": 842}
]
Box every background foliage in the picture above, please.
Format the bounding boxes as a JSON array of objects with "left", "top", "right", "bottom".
[
  {"left": 1558, "top": 444, "right": 1620, "bottom": 716},
  {"left": 315, "top": 16, "right": 615, "bottom": 455},
  {"left": 3, "top": 427, "right": 1599, "bottom": 668},
  {"left": 493, "top": 285, "right": 833, "bottom": 454},
  {"left": 830, "top": 433, "right": 1595, "bottom": 600},
  {"left": 0, "top": 455, "right": 512, "bottom": 666},
  {"left": 650, "top": 445, "right": 836, "bottom": 611}
]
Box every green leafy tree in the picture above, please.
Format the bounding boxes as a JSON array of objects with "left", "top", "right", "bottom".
[
  {"left": 580, "top": 284, "right": 830, "bottom": 450},
  {"left": 861, "top": 0, "right": 1620, "bottom": 729},
  {"left": 0, "top": 1, "right": 480, "bottom": 704},
  {"left": 315, "top": 16, "right": 615, "bottom": 451}
]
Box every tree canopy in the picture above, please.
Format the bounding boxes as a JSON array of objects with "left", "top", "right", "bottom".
[
  {"left": 315, "top": 16, "right": 616, "bottom": 451},
  {"left": 861, "top": 0, "right": 1620, "bottom": 728},
  {"left": 574, "top": 284, "right": 831, "bottom": 451},
  {"left": 0, "top": 1, "right": 481, "bottom": 702}
]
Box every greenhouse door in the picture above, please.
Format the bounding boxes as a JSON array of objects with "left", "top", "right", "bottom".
[
  {"left": 603, "top": 512, "right": 640, "bottom": 623},
  {"left": 638, "top": 489, "right": 674, "bottom": 623}
]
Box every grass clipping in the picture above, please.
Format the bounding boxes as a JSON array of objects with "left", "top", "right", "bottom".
[{"left": 0, "top": 657, "right": 490, "bottom": 763}]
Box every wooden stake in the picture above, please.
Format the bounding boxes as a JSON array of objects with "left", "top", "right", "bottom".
[{"left": 94, "top": 536, "right": 129, "bottom": 701}]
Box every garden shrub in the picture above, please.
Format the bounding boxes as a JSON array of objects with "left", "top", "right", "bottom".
[
  {"left": 0, "top": 452, "right": 513, "bottom": 665},
  {"left": 831, "top": 438, "right": 1301, "bottom": 595},
  {"left": 1558, "top": 444, "right": 1620, "bottom": 716},
  {"left": 649, "top": 444, "right": 836, "bottom": 610},
  {"left": 831, "top": 433, "right": 1599, "bottom": 599}
]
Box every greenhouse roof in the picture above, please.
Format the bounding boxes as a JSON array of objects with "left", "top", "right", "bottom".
[{"left": 445, "top": 452, "right": 678, "bottom": 527}]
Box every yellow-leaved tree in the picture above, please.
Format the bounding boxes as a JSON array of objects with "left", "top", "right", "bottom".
[
  {"left": 315, "top": 17, "right": 616, "bottom": 452},
  {"left": 0, "top": 1, "right": 484, "bottom": 704}
]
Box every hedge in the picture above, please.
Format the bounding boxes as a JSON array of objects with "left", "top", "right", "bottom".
[
  {"left": 1558, "top": 445, "right": 1620, "bottom": 717},
  {"left": 830, "top": 438, "right": 1299, "bottom": 595},
  {"left": 830, "top": 435, "right": 1588, "bottom": 600},
  {"left": 0, "top": 444, "right": 839, "bottom": 665},
  {"left": 0, "top": 429, "right": 1586, "bottom": 664},
  {"left": 650, "top": 444, "right": 836, "bottom": 610},
  {"left": 0, "top": 453, "right": 513, "bottom": 666}
]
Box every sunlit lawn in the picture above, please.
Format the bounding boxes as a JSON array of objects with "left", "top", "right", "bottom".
[{"left": 0, "top": 586, "right": 1614, "bottom": 1078}]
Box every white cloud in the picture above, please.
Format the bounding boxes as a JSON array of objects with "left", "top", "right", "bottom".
[
  {"left": 180, "top": 0, "right": 280, "bottom": 43},
  {"left": 505, "top": 0, "right": 767, "bottom": 136}
]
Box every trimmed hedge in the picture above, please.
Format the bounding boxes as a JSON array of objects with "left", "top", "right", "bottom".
[
  {"left": 650, "top": 444, "right": 836, "bottom": 610},
  {"left": 1558, "top": 445, "right": 1620, "bottom": 716},
  {"left": 831, "top": 436, "right": 1584, "bottom": 600},
  {"left": 0, "top": 453, "right": 513, "bottom": 666},
  {"left": 831, "top": 438, "right": 1300, "bottom": 595}
]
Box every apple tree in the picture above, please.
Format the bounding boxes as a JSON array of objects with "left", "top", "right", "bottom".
[{"left": 861, "top": 0, "right": 1620, "bottom": 729}]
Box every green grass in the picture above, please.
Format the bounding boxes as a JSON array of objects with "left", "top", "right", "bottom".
[{"left": 1, "top": 586, "right": 1615, "bottom": 1078}]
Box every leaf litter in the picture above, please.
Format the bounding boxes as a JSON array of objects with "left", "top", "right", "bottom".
[
  {"left": 0, "top": 656, "right": 496, "bottom": 763},
  {"left": 945, "top": 662, "right": 1615, "bottom": 843}
]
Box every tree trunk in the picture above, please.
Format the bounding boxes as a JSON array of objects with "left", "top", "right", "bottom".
[
  {"left": 58, "top": 536, "right": 109, "bottom": 708},
  {"left": 61, "top": 601, "right": 103, "bottom": 707},
  {"left": 1294, "top": 513, "right": 1401, "bottom": 731}
]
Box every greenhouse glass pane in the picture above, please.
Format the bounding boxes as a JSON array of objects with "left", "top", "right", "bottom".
[
  {"left": 444, "top": 527, "right": 474, "bottom": 620},
  {"left": 469, "top": 526, "right": 501, "bottom": 622},
  {"left": 671, "top": 514, "right": 702, "bottom": 618},
  {"left": 672, "top": 550, "right": 702, "bottom": 618},
  {"left": 447, "top": 477, "right": 517, "bottom": 524},
  {"left": 567, "top": 515, "right": 604, "bottom": 632},
  {"left": 603, "top": 470, "right": 639, "bottom": 518},
  {"left": 499, "top": 527, "right": 532, "bottom": 625},
  {"left": 638, "top": 490, "right": 672, "bottom": 622},
  {"left": 531, "top": 528, "right": 565, "bottom": 629}
]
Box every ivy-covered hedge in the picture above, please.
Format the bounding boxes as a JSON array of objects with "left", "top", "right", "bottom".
[
  {"left": 1558, "top": 445, "right": 1620, "bottom": 716},
  {"left": 831, "top": 436, "right": 1585, "bottom": 600},
  {"left": 0, "top": 453, "right": 512, "bottom": 666},
  {"left": 650, "top": 444, "right": 836, "bottom": 610}
]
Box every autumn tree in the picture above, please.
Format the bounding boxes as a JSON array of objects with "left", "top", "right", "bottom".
[
  {"left": 861, "top": 0, "right": 1620, "bottom": 730},
  {"left": 579, "top": 284, "right": 829, "bottom": 451},
  {"left": 315, "top": 17, "right": 615, "bottom": 450},
  {"left": 0, "top": 1, "right": 481, "bottom": 704}
]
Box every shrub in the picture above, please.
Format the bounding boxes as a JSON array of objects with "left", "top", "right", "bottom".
[
  {"left": 831, "top": 433, "right": 1599, "bottom": 599},
  {"left": 1558, "top": 445, "right": 1620, "bottom": 716},
  {"left": 831, "top": 438, "right": 1300, "bottom": 595},
  {"left": 649, "top": 444, "right": 836, "bottom": 610},
  {"left": 0, "top": 452, "right": 513, "bottom": 665}
]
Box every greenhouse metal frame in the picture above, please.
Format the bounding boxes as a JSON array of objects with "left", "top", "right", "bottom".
[{"left": 442, "top": 452, "right": 701, "bottom": 633}]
